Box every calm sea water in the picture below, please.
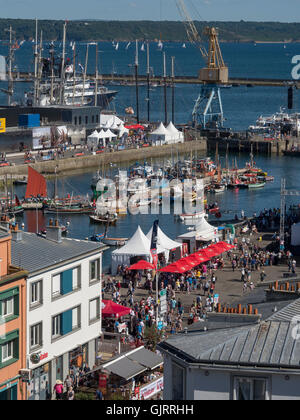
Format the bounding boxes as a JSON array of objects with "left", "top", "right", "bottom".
[
  {"left": 0, "top": 41, "right": 299, "bottom": 129},
  {"left": 2, "top": 41, "right": 300, "bottom": 270}
]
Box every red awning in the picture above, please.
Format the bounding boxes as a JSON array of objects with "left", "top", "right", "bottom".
[
  {"left": 197, "top": 248, "right": 218, "bottom": 259},
  {"left": 101, "top": 300, "right": 131, "bottom": 318},
  {"left": 188, "top": 253, "right": 210, "bottom": 265},
  {"left": 129, "top": 260, "right": 155, "bottom": 270},
  {"left": 125, "top": 124, "right": 145, "bottom": 130},
  {"left": 209, "top": 242, "right": 235, "bottom": 254},
  {"left": 159, "top": 262, "right": 186, "bottom": 274}
]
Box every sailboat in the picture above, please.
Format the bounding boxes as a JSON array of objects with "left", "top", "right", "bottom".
[
  {"left": 115, "top": 42, "right": 119, "bottom": 51},
  {"left": 22, "top": 166, "right": 47, "bottom": 209},
  {"left": 125, "top": 42, "right": 131, "bottom": 50},
  {"left": 182, "top": 43, "right": 186, "bottom": 48},
  {"left": 158, "top": 40, "right": 163, "bottom": 50},
  {"left": 141, "top": 43, "right": 145, "bottom": 52}
]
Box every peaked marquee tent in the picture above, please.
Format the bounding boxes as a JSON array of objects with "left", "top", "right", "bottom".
[
  {"left": 146, "top": 226, "right": 182, "bottom": 261},
  {"left": 111, "top": 226, "right": 166, "bottom": 275}
]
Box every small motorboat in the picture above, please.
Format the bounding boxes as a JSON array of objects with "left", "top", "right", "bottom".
[
  {"left": 212, "top": 185, "right": 226, "bottom": 194},
  {"left": 90, "top": 233, "right": 105, "bottom": 242},
  {"left": 102, "top": 237, "right": 128, "bottom": 247},
  {"left": 179, "top": 212, "right": 205, "bottom": 221},
  {"left": 248, "top": 182, "right": 266, "bottom": 189}
]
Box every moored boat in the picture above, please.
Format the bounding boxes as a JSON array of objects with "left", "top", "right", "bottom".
[{"left": 248, "top": 182, "right": 266, "bottom": 189}]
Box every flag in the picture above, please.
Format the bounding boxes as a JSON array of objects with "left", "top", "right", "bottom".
[{"left": 150, "top": 220, "right": 159, "bottom": 270}]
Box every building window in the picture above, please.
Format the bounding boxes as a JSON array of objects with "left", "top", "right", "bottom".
[
  {"left": 1, "top": 341, "right": 13, "bottom": 363},
  {"left": 0, "top": 330, "right": 19, "bottom": 368},
  {"left": 1, "top": 297, "right": 14, "bottom": 318},
  {"left": 0, "top": 287, "right": 19, "bottom": 322},
  {"left": 85, "top": 116, "right": 88, "bottom": 125},
  {"left": 30, "top": 323, "right": 43, "bottom": 351},
  {"left": 74, "top": 116, "right": 77, "bottom": 125},
  {"left": 96, "top": 115, "right": 99, "bottom": 124},
  {"left": 92, "top": 115, "right": 95, "bottom": 124},
  {"left": 30, "top": 280, "right": 43, "bottom": 308},
  {"left": 89, "top": 298, "right": 100, "bottom": 323},
  {"left": 172, "top": 363, "right": 185, "bottom": 400},
  {"left": 79, "top": 116, "right": 82, "bottom": 125},
  {"left": 52, "top": 315, "right": 61, "bottom": 339},
  {"left": 72, "top": 306, "right": 81, "bottom": 331},
  {"left": 233, "top": 377, "right": 269, "bottom": 401},
  {"left": 90, "top": 259, "right": 100, "bottom": 284},
  {"left": 52, "top": 267, "right": 81, "bottom": 299},
  {"left": 52, "top": 306, "right": 81, "bottom": 341}
]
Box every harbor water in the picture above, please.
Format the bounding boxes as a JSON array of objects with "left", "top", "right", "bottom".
[{"left": 1, "top": 41, "right": 300, "bottom": 270}]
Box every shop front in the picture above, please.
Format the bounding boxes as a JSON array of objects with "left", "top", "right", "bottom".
[
  {"left": 27, "top": 362, "right": 51, "bottom": 401},
  {"left": 69, "top": 344, "right": 89, "bottom": 373},
  {"left": 0, "top": 381, "right": 18, "bottom": 400}
]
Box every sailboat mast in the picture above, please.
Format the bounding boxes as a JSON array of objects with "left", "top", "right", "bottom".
[
  {"left": 33, "top": 19, "right": 38, "bottom": 106},
  {"left": 163, "top": 52, "right": 167, "bottom": 126},
  {"left": 81, "top": 43, "right": 89, "bottom": 105},
  {"left": 135, "top": 40, "right": 140, "bottom": 124},
  {"left": 50, "top": 42, "right": 55, "bottom": 104},
  {"left": 72, "top": 42, "right": 76, "bottom": 105},
  {"left": 94, "top": 43, "right": 98, "bottom": 107},
  {"left": 59, "top": 21, "right": 67, "bottom": 105},
  {"left": 171, "top": 56, "right": 175, "bottom": 124},
  {"left": 146, "top": 42, "right": 150, "bottom": 122}
]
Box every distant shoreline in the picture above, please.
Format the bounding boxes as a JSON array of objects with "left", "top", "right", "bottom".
[{"left": 1, "top": 19, "right": 300, "bottom": 44}]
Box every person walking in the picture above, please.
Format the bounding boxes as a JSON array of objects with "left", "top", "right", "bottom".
[
  {"left": 67, "top": 386, "right": 75, "bottom": 401},
  {"left": 53, "top": 380, "right": 64, "bottom": 400}
]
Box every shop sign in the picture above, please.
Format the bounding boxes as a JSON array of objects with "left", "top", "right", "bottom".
[
  {"left": 139, "top": 376, "right": 164, "bottom": 400},
  {"left": 0, "top": 118, "right": 6, "bottom": 133},
  {"left": 30, "top": 352, "right": 48, "bottom": 365}
]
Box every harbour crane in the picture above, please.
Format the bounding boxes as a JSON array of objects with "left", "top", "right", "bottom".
[{"left": 176, "top": 0, "right": 229, "bottom": 128}]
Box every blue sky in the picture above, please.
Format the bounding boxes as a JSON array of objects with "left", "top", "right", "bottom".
[{"left": 0, "top": 0, "right": 298, "bottom": 21}]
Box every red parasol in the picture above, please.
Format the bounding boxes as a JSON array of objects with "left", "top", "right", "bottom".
[
  {"left": 129, "top": 260, "right": 155, "bottom": 270},
  {"left": 101, "top": 300, "right": 131, "bottom": 318}
]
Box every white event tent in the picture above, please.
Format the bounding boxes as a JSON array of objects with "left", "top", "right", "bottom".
[
  {"left": 166, "top": 122, "right": 184, "bottom": 144},
  {"left": 177, "top": 217, "right": 218, "bottom": 253},
  {"left": 146, "top": 226, "right": 182, "bottom": 261},
  {"left": 111, "top": 226, "right": 166, "bottom": 275},
  {"left": 149, "top": 122, "right": 170, "bottom": 145}
]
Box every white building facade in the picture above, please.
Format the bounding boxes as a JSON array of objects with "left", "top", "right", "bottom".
[{"left": 11, "top": 230, "right": 106, "bottom": 400}]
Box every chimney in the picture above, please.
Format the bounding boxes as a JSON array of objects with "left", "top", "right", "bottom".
[
  {"left": 46, "top": 221, "right": 62, "bottom": 243},
  {"left": 11, "top": 225, "right": 23, "bottom": 242}
]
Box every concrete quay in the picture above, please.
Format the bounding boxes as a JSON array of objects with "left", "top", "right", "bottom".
[{"left": 0, "top": 138, "right": 207, "bottom": 177}]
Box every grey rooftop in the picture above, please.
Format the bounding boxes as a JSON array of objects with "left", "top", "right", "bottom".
[
  {"left": 11, "top": 232, "right": 106, "bottom": 275},
  {"left": 159, "top": 320, "right": 300, "bottom": 369}
]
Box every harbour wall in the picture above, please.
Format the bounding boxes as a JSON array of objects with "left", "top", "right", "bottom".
[
  {"left": 207, "top": 136, "right": 287, "bottom": 155},
  {"left": 0, "top": 138, "right": 207, "bottom": 177}
]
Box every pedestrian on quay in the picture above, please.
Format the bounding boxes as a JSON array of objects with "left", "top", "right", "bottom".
[{"left": 53, "top": 380, "right": 64, "bottom": 400}]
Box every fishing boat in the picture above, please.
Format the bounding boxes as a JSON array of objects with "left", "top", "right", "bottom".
[
  {"left": 89, "top": 212, "right": 118, "bottom": 224},
  {"left": 45, "top": 202, "right": 94, "bottom": 214},
  {"left": 13, "top": 177, "right": 27, "bottom": 186},
  {"left": 22, "top": 166, "right": 47, "bottom": 210}
]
